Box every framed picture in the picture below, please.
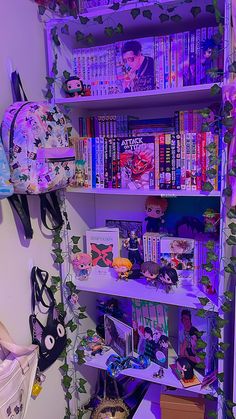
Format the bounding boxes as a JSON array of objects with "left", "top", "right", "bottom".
[{"left": 104, "top": 314, "right": 133, "bottom": 357}]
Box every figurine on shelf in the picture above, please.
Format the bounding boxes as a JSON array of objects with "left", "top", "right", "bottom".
[
  {"left": 145, "top": 196, "right": 168, "bottom": 233},
  {"left": 157, "top": 266, "right": 178, "bottom": 293},
  {"left": 71, "top": 252, "right": 92, "bottom": 281},
  {"left": 112, "top": 257, "right": 132, "bottom": 281},
  {"left": 123, "top": 230, "right": 143, "bottom": 266},
  {"left": 175, "top": 357, "right": 194, "bottom": 382},
  {"left": 141, "top": 261, "right": 159, "bottom": 285},
  {"left": 63, "top": 76, "right": 85, "bottom": 97}
]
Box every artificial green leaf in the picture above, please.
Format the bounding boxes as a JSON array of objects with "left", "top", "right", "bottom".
[
  {"left": 224, "top": 100, "right": 233, "bottom": 112},
  {"left": 72, "top": 245, "right": 81, "bottom": 254},
  {"left": 51, "top": 275, "right": 61, "bottom": 284},
  {"left": 79, "top": 16, "right": 89, "bottom": 24},
  {"left": 216, "top": 317, "right": 228, "bottom": 328},
  {"left": 219, "top": 342, "right": 230, "bottom": 351},
  {"left": 196, "top": 361, "right": 206, "bottom": 369},
  {"left": 184, "top": 0, "right": 192, "bottom": 2},
  {"left": 71, "top": 236, "right": 80, "bottom": 244},
  {"left": 143, "top": 10, "right": 152, "bottom": 19},
  {"left": 216, "top": 387, "right": 225, "bottom": 396},
  {"left": 52, "top": 248, "right": 62, "bottom": 256},
  {"left": 79, "top": 306, "right": 87, "bottom": 312},
  {"left": 110, "top": 2, "right": 120, "bottom": 9},
  {"left": 131, "top": 8, "right": 140, "bottom": 19},
  {"left": 76, "top": 349, "right": 85, "bottom": 357},
  {"left": 226, "top": 401, "right": 236, "bottom": 409},
  {"left": 52, "top": 33, "right": 61, "bottom": 47},
  {"left": 228, "top": 62, "right": 236, "bottom": 73},
  {"left": 191, "top": 6, "right": 201, "bottom": 17},
  {"left": 208, "top": 411, "right": 217, "bottom": 418},
  {"left": 46, "top": 76, "right": 55, "bottom": 86},
  {"left": 197, "top": 352, "right": 206, "bottom": 359},
  {"left": 65, "top": 391, "right": 72, "bottom": 400},
  {"left": 67, "top": 338, "right": 72, "bottom": 346},
  {"left": 206, "top": 4, "right": 215, "bottom": 13},
  {"left": 226, "top": 409, "right": 235, "bottom": 418},
  {"left": 211, "top": 328, "right": 221, "bottom": 338},
  {"left": 224, "top": 264, "right": 235, "bottom": 274},
  {"left": 78, "top": 313, "right": 87, "bottom": 319},
  {"left": 87, "top": 329, "right": 96, "bottom": 336},
  {"left": 67, "top": 222, "right": 71, "bottom": 230},
  {"left": 202, "top": 181, "right": 214, "bottom": 192},
  {"left": 198, "top": 297, "right": 210, "bottom": 306},
  {"left": 78, "top": 357, "right": 86, "bottom": 365},
  {"left": 217, "top": 372, "right": 224, "bottom": 382},
  {"left": 206, "top": 251, "right": 217, "bottom": 261},
  {"left": 60, "top": 363, "right": 69, "bottom": 373},
  {"left": 227, "top": 208, "right": 236, "bottom": 219},
  {"left": 171, "top": 14, "right": 182, "bottom": 22},
  {"left": 85, "top": 34, "right": 95, "bottom": 45},
  {"left": 231, "top": 256, "right": 236, "bottom": 263},
  {"left": 66, "top": 281, "right": 77, "bottom": 293},
  {"left": 203, "top": 262, "right": 213, "bottom": 272},
  {"left": 200, "top": 107, "right": 211, "bottom": 118},
  {"left": 223, "top": 186, "right": 232, "bottom": 196},
  {"left": 61, "top": 24, "right": 69, "bottom": 35},
  {"left": 224, "top": 131, "right": 233, "bottom": 144},
  {"left": 94, "top": 16, "right": 103, "bottom": 24},
  {"left": 79, "top": 378, "right": 87, "bottom": 386},
  {"left": 229, "top": 222, "right": 236, "bottom": 234},
  {"left": 52, "top": 61, "right": 58, "bottom": 76},
  {"left": 210, "top": 84, "right": 221, "bottom": 95},
  {"left": 159, "top": 13, "right": 169, "bottom": 23},
  {"left": 205, "top": 241, "right": 215, "bottom": 250},
  {"left": 104, "top": 27, "right": 114, "bottom": 37},
  {"left": 57, "top": 302, "right": 65, "bottom": 316},
  {"left": 205, "top": 394, "right": 215, "bottom": 400},
  {"left": 75, "top": 31, "right": 85, "bottom": 42},
  {"left": 115, "top": 23, "right": 124, "bottom": 34},
  {"left": 215, "top": 351, "right": 224, "bottom": 359},
  {"left": 45, "top": 89, "right": 53, "bottom": 100},
  {"left": 50, "top": 285, "right": 57, "bottom": 294},
  {"left": 206, "top": 142, "right": 216, "bottom": 152},
  {"left": 78, "top": 410, "right": 86, "bottom": 419},
  {"left": 38, "top": 5, "right": 46, "bottom": 15},
  {"left": 224, "top": 291, "right": 234, "bottom": 301},
  {"left": 63, "top": 70, "right": 70, "bottom": 80},
  {"left": 228, "top": 167, "right": 236, "bottom": 177},
  {"left": 197, "top": 309, "right": 206, "bottom": 318},
  {"left": 196, "top": 339, "right": 207, "bottom": 349},
  {"left": 78, "top": 385, "right": 86, "bottom": 393},
  {"left": 62, "top": 375, "right": 72, "bottom": 389},
  {"left": 221, "top": 301, "right": 232, "bottom": 312},
  {"left": 200, "top": 276, "right": 210, "bottom": 285},
  {"left": 201, "top": 122, "right": 210, "bottom": 132},
  {"left": 226, "top": 235, "right": 236, "bottom": 245},
  {"left": 222, "top": 117, "right": 234, "bottom": 128}
]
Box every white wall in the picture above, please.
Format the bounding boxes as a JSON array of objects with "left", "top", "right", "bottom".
[{"left": 0, "top": 1, "right": 65, "bottom": 418}]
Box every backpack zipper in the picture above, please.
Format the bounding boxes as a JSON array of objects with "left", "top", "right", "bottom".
[{"left": 45, "top": 156, "right": 75, "bottom": 163}]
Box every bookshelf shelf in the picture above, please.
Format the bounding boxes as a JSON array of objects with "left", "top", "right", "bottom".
[
  {"left": 78, "top": 270, "right": 218, "bottom": 311},
  {"left": 67, "top": 187, "right": 221, "bottom": 197},
  {"left": 84, "top": 346, "right": 214, "bottom": 396},
  {"left": 56, "top": 84, "right": 219, "bottom": 110}
]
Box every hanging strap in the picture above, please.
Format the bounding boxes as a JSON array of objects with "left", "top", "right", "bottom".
[
  {"left": 8, "top": 194, "right": 33, "bottom": 239},
  {"left": 11, "top": 71, "right": 28, "bottom": 102},
  {"left": 31, "top": 266, "right": 55, "bottom": 314},
  {"left": 39, "top": 191, "right": 64, "bottom": 231}
]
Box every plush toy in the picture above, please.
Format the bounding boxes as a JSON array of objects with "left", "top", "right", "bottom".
[{"left": 63, "top": 76, "right": 84, "bottom": 97}]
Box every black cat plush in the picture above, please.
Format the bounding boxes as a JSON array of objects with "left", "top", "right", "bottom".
[{"left": 29, "top": 267, "right": 67, "bottom": 372}]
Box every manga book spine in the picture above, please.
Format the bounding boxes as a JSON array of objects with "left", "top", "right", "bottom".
[
  {"left": 180, "top": 133, "right": 186, "bottom": 190},
  {"left": 189, "top": 30, "right": 196, "bottom": 85},
  {"left": 196, "top": 132, "right": 202, "bottom": 190},
  {"left": 170, "top": 34, "right": 177, "bottom": 88},
  {"left": 99, "top": 137, "right": 104, "bottom": 189},
  {"left": 104, "top": 137, "right": 109, "bottom": 189},
  {"left": 177, "top": 32, "right": 183, "bottom": 87},
  {"left": 201, "top": 132, "right": 207, "bottom": 188},
  {"left": 155, "top": 135, "right": 159, "bottom": 190},
  {"left": 87, "top": 137, "right": 92, "bottom": 188},
  {"left": 108, "top": 138, "right": 113, "bottom": 188},
  {"left": 183, "top": 31, "right": 189, "bottom": 87},
  {"left": 158, "top": 36, "right": 165, "bottom": 90},
  {"left": 116, "top": 138, "right": 121, "bottom": 188},
  {"left": 196, "top": 28, "right": 201, "bottom": 85},
  {"left": 164, "top": 35, "right": 170, "bottom": 89},
  {"left": 176, "top": 134, "right": 181, "bottom": 190},
  {"left": 164, "top": 134, "right": 172, "bottom": 189},
  {"left": 159, "top": 133, "right": 166, "bottom": 189},
  {"left": 185, "top": 133, "right": 191, "bottom": 190},
  {"left": 200, "top": 27, "right": 207, "bottom": 84},
  {"left": 171, "top": 134, "right": 176, "bottom": 189},
  {"left": 112, "top": 138, "right": 117, "bottom": 189},
  {"left": 191, "top": 132, "right": 197, "bottom": 190}
]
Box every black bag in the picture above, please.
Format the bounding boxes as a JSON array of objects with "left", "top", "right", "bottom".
[{"left": 29, "top": 266, "right": 67, "bottom": 372}]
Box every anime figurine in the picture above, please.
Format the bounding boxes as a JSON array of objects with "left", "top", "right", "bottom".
[
  {"left": 157, "top": 266, "right": 178, "bottom": 293},
  {"left": 145, "top": 196, "right": 168, "bottom": 233},
  {"left": 175, "top": 357, "right": 194, "bottom": 382},
  {"left": 123, "top": 230, "right": 143, "bottom": 266},
  {"left": 112, "top": 257, "right": 132, "bottom": 281},
  {"left": 141, "top": 261, "right": 159, "bottom": 285},
  {"left": 71, "top": 252, "right": 92, "bottom": 280},
  {"left": 63, "top": 76, "right": 84, "bottom": 97}
]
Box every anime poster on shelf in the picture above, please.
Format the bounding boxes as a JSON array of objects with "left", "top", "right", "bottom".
[
  {"left": 120, "top": 136, "right": 155, "bottom": 190},
  {"left": 178, "top": 308, "right": 218, "bottom": 376},
  {"left": 115, "top": 37, "right": 155, "bottom": 93},
  {"left": 160, "top": 237, "right": 196, "bottom": 285},
  {"left": 132, "top": 300, "right": 169, "bottom": 368}
]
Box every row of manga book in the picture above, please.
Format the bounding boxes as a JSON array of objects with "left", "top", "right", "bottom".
[
  {"left": 72, "top": 26, "right": 223, "bottom": 96},
  {"left": 77, "top": 110, "right": 211, "bottom": 138},
  {"left": 73, "top": 132, "right": 221, "bottom": 191}
]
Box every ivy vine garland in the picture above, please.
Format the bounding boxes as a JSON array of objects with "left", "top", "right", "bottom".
[{"left": 35, "top": 0, "right": 236, "bottom": 417}]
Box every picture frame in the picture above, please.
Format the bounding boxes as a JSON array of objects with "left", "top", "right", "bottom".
[{"left": 104, "top": 314, "right": 133, "bottom": 357}]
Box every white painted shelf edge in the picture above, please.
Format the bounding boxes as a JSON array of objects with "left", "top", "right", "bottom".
[{"left": 67, "top": 187, "right": 220, "bottom": 197}]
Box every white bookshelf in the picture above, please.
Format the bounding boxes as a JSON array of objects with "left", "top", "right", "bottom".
[{"left": 68, "top": 187, "right": 221, "bottom": 197}]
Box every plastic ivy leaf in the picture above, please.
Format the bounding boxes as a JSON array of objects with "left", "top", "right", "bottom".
[
  {"left": 78, "top": 313, "right": 87, "bottom": 319},
  {"left": 200, "top": 107, "right": 211, "bottom": 117},
  {"left": 52, "top": 61, "right": 58, "bottom": 76},
  {"left": 79, "top": 306, "right": 86, "bottom": 312},
  {"left": 115, "top": 24, "right": 124, "bottom": 34},
  {"left": 226, "top": 409, "right": 234, "bottom": 418},
  {"left": 200, "top": 276, "right": 210, "bottom": 285},
  {"left": 110, "top": 2, "right": 120, "bottom": 9},
  {"left": 208, "top": 411, "right": 217, "bottom": 418},
  {"left": 205, "top": 394, "right": 215, "bottom": 400},
  {"left": 224, "top": 132, "right": 233, "bottom": 144},
  {"left": 78, "top": 385, "right": 86, "bottom": 393},
  {"left": 72, "top": 245, "right": 81, "bottom": 254},
  {"left": 143, "top": 10, "right": 152, "bottom": 19},
  {"left": 76, "top": 349, "right": 85, "bottom": 358},
  {"left": 222, "top": 117, "right": 234, "bottom": 128},
  {"left": 51, "top": 276, "right": 61, "bottom": 284},
  {"left": 63, "top": 70, "right": 70, "bottom": 80},
  {"left": 79, "top": 16, "right": 89, "bottom": 24},
  {"left": 228, "top": 62, "right": 236, "bottom": 73},
  {"left": 61, "top": 24, "right": 69, "bottom": 35},
  {"left": 104, "top": 27, "right": 114, "bottom": 37},
  {"left": 55, "top": 255, "right": 64, "bottom": 264},
  {"left": 196, "top": 309, "right": 206, "bottom": 318},
  {"left": 206, "top": 168, "right": 217, "bottom": 179},
  {"left": 46, "top": 76, "right": 55, "bottom": 86},
  {"left": 52, "top": 33, "right": 61, "bottom": 47},
  {"left": 87, "top": 329, "right": 96, "bottom": 336},
  {"left": 223, "top": 186, "right": 232, "bottom": 196},
  {"left": 195, "top": 362, "right": 205, "bottom": 369},
  {"left": 203, "top": 262, "right": 213, "bottom": 272},
  {"left": 65, "top": 391, "right": 72, "bottom": 400},
  {"left": 67, "top": 222, "right": 71, "bottom": 230},
  {"left": 211, "top": 328, "right": 221, "bottom": 338},
  {"left": 59, "top": 4, "right": 68, "bottom": 14},
  {"left": 196, "top": 339, "right": 207, "bottom": 349},
  {"left": 170, "top": 15, "right": 182, "bottom": 22},
  {"left": 207, "top": 251, "right": 217, "bottom": 261},
  {"left": 202, "top": 181, "right": 214, "bottom": 192},
  {"left": 53, "top": 248, "right": 62, "bottom": 256},
  {"left": 85, "top": 34, "right": 95, "bottom": 45},
  {"left": 201, "top": 122, "right": 210, "bottom": 132},
  {"left": 219, "top": 342, "right": 230, "bottom": 351},
  {"left": 221, "top": 301, "right": 232, "bottom": 312},
  {"left": 206, "top": 4, "right": 214, "bottom": 13},
  {"left": 78, "top": 410, "right": 86, "bottom": 419},
  {"left": 67, "top": 338, "right": 72, "bottom": 346},
  {"left": 206, "top": 142, "right": 216, "bottom": 152},
  {"left": 217, "top": 372, "right": 224, "bottom": 382},
  {"left": 216, "top": 388, "right": 225, "bottom": 396},
  {"left": 45, "top": 89, "right": 53, "bottom": 100},
  {"left": 224, "top": 100, "right": 234, "bottom": 112},
  {"left": 205, "top": 241, "right": 215, "bottom": 250},
  {"left": 50, "top": 285, "right": 58, "bottom": 294},
  {"left": 66, "top": 281, "right": 77, "bottom": 293},
  {"left": 210, "top": 84, "right": 221, "bottom": 95},
  {"left": 60, "top": 363, "right": 69, "bottom": 373},
  {"left": 224, "top": 291, "right": 234, "bottom": 301},
  {"left": 226, "top": 235, "right": 236, "bottom": 245},
  {"left": 198, "top": 297, "right": 209, "bottom": 306},
  {"left": 216, "top": 317, "right": 228, "bottom": 328},
  {"left": 230, "top": 256, "right": 236, "bottom": 263},
  {"left": 159, "top": 13, "right": 169, "bottom": 22},
  {"left": 78, "top": 357, "right": 86, "bottom": 365},
  {"left": 79, "top": 378, "right": 87, "bottom": 386},
  {"left": 191, "top": 6, "right": 201, "bottom": 17},
  {"left": 131, "top": 8, "right": 141, "bottom": 19},
  {"left": 71, "top": 236, "right": 80, "bottom": 244},
  {"left": 94, "top": 16, "right": 103, "bottom": 24},
  {"left": 227, "top": 208, "right": 236, "bottom": 219},
  {"left": 226, "top": 401, "right": 236, "bottom": 409},
  {"left": 215, "top": 351, "right": 224, "bottom": 359},
  {"left": 75, "top": 31, "right": 85, "bottom": 42},
  {"left": 62, "top": 375, "right": 72, "bottom": 389},
  {"left": 224, "top": 264, "right": 235, "bottom": 274},
  {"left": 197, "top": 352, "right": 206, "bottom": 359}
]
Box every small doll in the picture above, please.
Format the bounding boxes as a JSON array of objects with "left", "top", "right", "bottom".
[
  {"left": 157, "top": 266, "right": 178, "bottom": 293},
  {"left": 63, "top": 76, "right": 84, "bottom": 97},
  {"left": 175, "top": 357, "right": 194, "bottom": 382},
  {"left": 123, "top": 230, "right": 143, "bottom": 266},
  {"left": 141, "top": 261, "right": 159, "bottom": 285},
  {"left": 145, "top": 196, "right": 168, "bottom": 233},
  {"left": 112, "top": 257, "right": 132, "bottom": 281},
  {"left": 72, "top": 252, "right": 92, "bottom": 280}
]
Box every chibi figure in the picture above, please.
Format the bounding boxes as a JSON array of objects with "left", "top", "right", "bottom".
[
  {"left": 123, "top": 230, "right": 143, "bottom": 266},
  {"left": 71, "top": 252, "right": 92, "bottom": 280},
  {"left": 175, "top": 357, "right": 194, "bottom": 382},
  {"left": 141, "top": 261, "right": 159, "bottom": 285},
  {"left": 145, "top": 196, "right": 168, "bottom": 233},
  {"left": 157, "top": 266, "right": 178, "bottom": 293},
  {"left": 112, "top": 257, "right": 132, "bottom": 281},
  {"left": 63, "top": 76, "right": 84, "bottom": 97}
]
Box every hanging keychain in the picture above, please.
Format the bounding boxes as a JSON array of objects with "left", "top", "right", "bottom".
[{"left": 31, "top": 368, "right": 46, "bottom": 398}]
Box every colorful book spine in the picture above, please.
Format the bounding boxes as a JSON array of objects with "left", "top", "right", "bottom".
[
  {"left": 99, "top": 137, "right": 104, "bottom": 188},
  {"left": 108, "top": 138, "right": 113, "bottom": 188},
  {"left": 183, "top": 31, "right": 189, "bottom": 87},
  {"left": 180, "top": 133, "right": 186, "bottom": 190},
  {"left": 104, "top": 137, "right": 109, "bottom": 188},
  {"left": 159, "top": 134, "right": 165, "bottom": 189},
  {"left": 158, "top": 36, "right": 165, "bottom": 89},
  {"left": 191, "top": 132, "right": 197, "bottom": 190},
  {"left": 176, "top": 134, "right": 181, "bottom": 190},
  {"left": 177, "top": 32, "right": 183, "bottom": 87},
  {"left": 189, "top": 31, "right": 196, "bottom": 86},
  {"left": 164, "top": 35, "right": 170, "bottom": 89},
  {"left": 170, "top": 34, "right": 177, "bottom": 88},
  {"left": 185, "top": 133, "right": 191, "bottom": 190},
  {"left": 171, "top": 134, "right": 176, "bottom": 189},
  {"left": 116, "top": 138, "right": 121, "bottom": 188},
  {"left": 164, "top": 134, "right": 172, "bottom": 189},
  {"left": 112, "top": 138, "right": 117, "bottom": 188},
  {"left": 200, "top": 27, "right": 207, "bottom": 84},
  {"left": 201, "top": 132, "right": 207, "bottom": 187},
  {"left": 196, "top": 28, "right": 201, "bottom": 85},
  {"left": 196, "top": 133, "right": 202, "bottom": 190},
  {"left": 87, "top": 137, "right": 92, "bottom": 188},
  {"left": 155, "top": 136, "right": 159, "bottom": 190}
]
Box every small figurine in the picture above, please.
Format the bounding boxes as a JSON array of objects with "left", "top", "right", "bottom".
[
  {"left": 71, "top": 252, "right": 92, "bottom": 280},
  {"left": 112, "top": 257, "right": 132, "bottom": 281},
  {"left": 153, "top": 367, "right": 164, "bottom": 379},
  {"left": 123, "top": 230, "right": 143, "bottom": 266},
  {"left": 175, "top": 357, "right": 194, "bottom": 382},
  {"left": 63, "top": 76, "right": 84, "bottom": 97},
  {"left": 141, "top": 261, "right": 159, "bottom": 285},
  {"left": 145, "top": 196, "right": 168, "bottom": 233},
  {"left": 157, "top": 266, "right": 178, "bottom": 293}
]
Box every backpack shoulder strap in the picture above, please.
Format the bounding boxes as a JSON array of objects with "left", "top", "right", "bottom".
[
  {"left": 39, "top": 191, "right": 64, "bottom": 232},
  {"left": 8, "top": 194, "right": 33, "bottom": 239},
  {"left": 31, "top": 266, "right": 55, "bottom": 314}
]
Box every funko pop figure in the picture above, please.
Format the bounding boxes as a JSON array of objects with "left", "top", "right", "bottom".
[
  {"left": 141, "top": 261, "right": 159, "bottom": 285},
  {"left": 112, "top": 257, "right": 132, "bottom": 281},
  {"left": 72, "top": 252, "right": 92, "bottom": 280},
  {"left": 145, "top": 196, "right": 168, "bottom": 233},
  {"left": 64, "top": 76, "right": 84, "bottom": 97}
]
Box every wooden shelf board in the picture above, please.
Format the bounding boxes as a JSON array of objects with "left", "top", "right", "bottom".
[
  {"left": 77, "top": 269, "right": 218, "bottom": 311},
  {"left": 67, "top": 187, "right": 220, "bottom": 197},
  {"left": 56, "top": 84, "right": 219, "bottom": 110},
  {"left": 84, "top": 347, "right": 215, "bottom": 396}
]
